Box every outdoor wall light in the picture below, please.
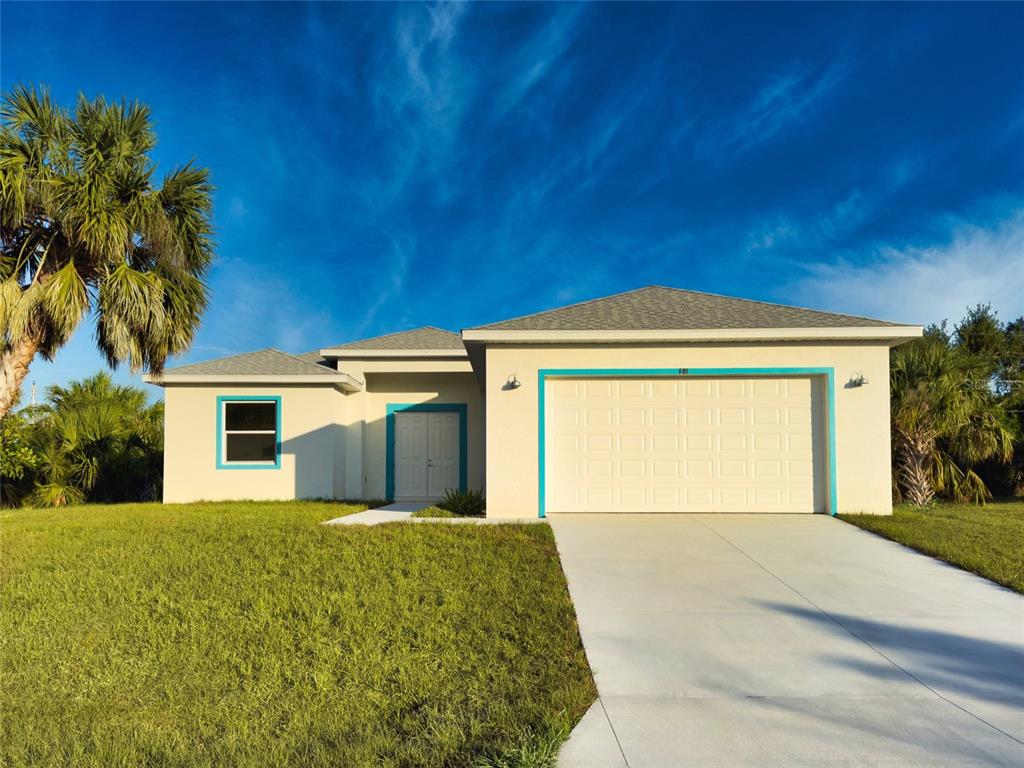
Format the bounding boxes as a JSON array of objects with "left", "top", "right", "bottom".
[
  {"left": 849, "top": 371, "right": 869, "bottom": 387},
  {"left": 504, "top": 374, "right": 522, "bottom": 390}
]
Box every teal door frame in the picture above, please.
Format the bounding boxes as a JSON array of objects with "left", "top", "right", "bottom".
[
  {"left": 537, "top": 367, "right": 837, "bottom": 519},
  {"left": 386, "top": 403, "right": 468, "bottom": 500}
]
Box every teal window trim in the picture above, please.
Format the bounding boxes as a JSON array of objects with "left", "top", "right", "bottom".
[
  {"left": 537, "top": 367, "right": 837, "bottom": 519},
  {"left": 385, "top": 403, "right": 468, "bottom": 500},
  {"left": 216, "top": 395, "right": 283, "bottom": 470}
]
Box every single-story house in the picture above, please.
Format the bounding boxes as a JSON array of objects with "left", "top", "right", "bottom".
[{"left": 146, "top": 286, "right": 921, "bottom": 517}]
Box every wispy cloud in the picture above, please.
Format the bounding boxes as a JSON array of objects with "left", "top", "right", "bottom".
[
  {"left": 227, "top": 197, "right": 247, "bottom": 222},
  {"left": 200, "top": 257, "right": 337, "bottom": 355},
  {"left": 493, "top": 5, "right": 586, "bottom": 119},
  {"left": 699, "top": 57, "right": 850, "bottom": 156},
  {"left": 746, "top": 189, "right": 869, "bottom": 258},
  {"left": 744, "top": 156, "right": 920, "bottom": 260},
  {"left": 786, "top": 206, "right": 1024, "bottom": 325},
  {"left": 347, "top": 233, "right": 413, "bottom": 339},
  {"left": 363, "top": 2, "right": 473, "bottom": 209}
]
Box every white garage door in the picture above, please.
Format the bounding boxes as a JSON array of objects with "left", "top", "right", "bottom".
[{"left": 545, "top": 377, "right": 826, "bottom": 513}]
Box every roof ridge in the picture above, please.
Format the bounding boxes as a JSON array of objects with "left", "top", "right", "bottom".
[
  {"left": 465, "top": 285, "right": 654, "bottom": 331},
  {"left": 419, "top": 325, "right": 457, "bottom": 333},
  {"left": 176, "top": 347, "right": 275, "bottom": 364},
  {"left": 272, "top": 347, "right": 339, "bottom": 372},
  {"left": 322, "top": 325, "right": 463, "bottom": 350},
  {"left": 469, "top": 285, "right": 913, "bottom": 331},
  {"left": 326, "top": 325, "right": 459, "bottom": 347},
  {"left": 644, "top": 285, "right": 908, "bottom": 326}
]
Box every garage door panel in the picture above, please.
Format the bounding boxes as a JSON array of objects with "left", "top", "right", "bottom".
[
  {"left": 720, "top": 407, "right": 746, "bottom": 425},
  {"left": 554, "top": 434, "right": 580, "bottom": 451},
  {"left": 553, "top": 408, "right": 579, "bottom": 426},
  {"left": 621, "top": 487, "right": 644, "bottom": 505},
  {"left": 621, "top": 460, "right": 645, "bottom": 478},
  {"left": 659, "top": 433, "right": 683, "bottom": 451},
  {"left": 753, "top": 434, "right": 781, "bottom": 451},
  {"left": 719, "top": 379, "right": 746, "bottom": 397},
  {"left": 648, "top": 380, "right": 673, "bottom": 397},
  {"left": 553, "top": 380, "right": 580, "bottom": 397},
  {"left": 546, "top": 376, "right": 826, "bottom": 514},
  {"left": 620, "top": 434, "right": 645, "bottom": 452}
]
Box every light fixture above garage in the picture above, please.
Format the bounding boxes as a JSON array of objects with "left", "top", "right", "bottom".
[
  {"left": 849, "top": 371, "right": 869, "bottom": 387},
  {"left": 504, "top": 374, "right": 521, "bottom": 390}
]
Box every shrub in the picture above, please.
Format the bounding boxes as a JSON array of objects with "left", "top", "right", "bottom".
[{"left": 439, "top": 487, "right": 486, "bottom": 517}]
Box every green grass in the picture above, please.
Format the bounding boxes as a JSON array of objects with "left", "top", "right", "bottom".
[
  {"left": 840, "top": 499, "right": 1024, "bottom": 593},
  {"left": 410, "top": 506, "right": 458, "bottom": 518},
  {"left": 0, "top": 500, "right": 595, "bottom": 767}
]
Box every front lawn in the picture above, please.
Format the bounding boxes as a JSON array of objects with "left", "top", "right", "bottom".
[
  {"left": 840, "top": 499, "right": 1024, "bottom": 593},
  {"left": 411, "top": 505, "right": 457, "bottom": 518},
  {"left": 0, "top": 501, "right": 595, "bottom": 767}
]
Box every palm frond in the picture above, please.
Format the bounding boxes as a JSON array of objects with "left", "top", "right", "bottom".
[
  {"left": 40, "top": 260, "right": 89, "bottom": 343},
  {"left": 1, "top": 83, "right": 213, "bottom": 405}
]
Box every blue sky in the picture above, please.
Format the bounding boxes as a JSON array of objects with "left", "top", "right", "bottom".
[{"left": 3, "top": 2, "right": 1024, "bottom": 399}]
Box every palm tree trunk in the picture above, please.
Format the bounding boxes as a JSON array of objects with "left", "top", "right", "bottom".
[
  {"left": 895, "top": 429, "right": 936, "bottom": 507},
  {"left": 0, "top": 334, "right": 42, "bottom": 420}
]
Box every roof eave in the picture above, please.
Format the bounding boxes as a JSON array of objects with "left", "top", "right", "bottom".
[
  {"left": 142, "top": 373, "right": 364, "bottom": 392},
  {"left": 461, "top": 326, "right": 923, "bottom": 345}
]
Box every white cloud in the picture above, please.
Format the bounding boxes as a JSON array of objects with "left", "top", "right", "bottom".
[
  {"left": 227, "top": 197, "right": 247, "bottom": 221},
  {"left": 699, "top": 57, "right": 850, "bottom": 157},
  {"left": 787, "top": 209, "right": 1024, "bottom": 325}
]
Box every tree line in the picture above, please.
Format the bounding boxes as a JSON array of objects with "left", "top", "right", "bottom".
[
  {"left": 0, "top": 373, "right": 162, "bottom": 506},
  {"left": 891, "top": 304, "right": 1023, "bottom": 505}
]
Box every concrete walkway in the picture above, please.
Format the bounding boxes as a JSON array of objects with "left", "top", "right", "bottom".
[
  {"left": 551, "top": 514, "right": 1024, "bottom": 768},
  {"left": 323, "top": 503, "right": 542, "bottom": 526},
  {"left": 323, "top": 502, "right": 420, "bottom": 525}
]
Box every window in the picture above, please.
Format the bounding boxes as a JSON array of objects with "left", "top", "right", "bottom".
[{"left": 218, "top": 397, "right": 280, "bottom": 468}]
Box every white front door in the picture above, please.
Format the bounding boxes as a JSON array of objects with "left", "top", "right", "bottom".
[
  {"left": 394, "top": 411, "right": 460, "bottom": 500},
  {"left": 427, "top": 412, "right": 459, "bottom": 498}
]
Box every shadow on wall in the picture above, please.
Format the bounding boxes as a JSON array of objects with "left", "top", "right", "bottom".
[
  {"left": 276, "top": 374, "right": 485, "bottom": 501},
  {"left": 280, "top": 424, "right": 345, "bottom": 500}
]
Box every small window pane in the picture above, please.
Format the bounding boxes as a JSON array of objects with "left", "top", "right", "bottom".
[
  {"left": 225, "top": 401, "right": 276, "bottom": 431},
  {"left": 226, "top": 433, "right": 277, "bottom": 463}
]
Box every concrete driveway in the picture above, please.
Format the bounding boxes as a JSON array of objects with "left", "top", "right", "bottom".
[{"left": 551, "top": 514, "right": 1024, "bottom": 768}]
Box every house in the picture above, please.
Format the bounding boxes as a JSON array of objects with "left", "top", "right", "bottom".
[{"left": 146, "top": 286, "right": 922, "bottom": 516}]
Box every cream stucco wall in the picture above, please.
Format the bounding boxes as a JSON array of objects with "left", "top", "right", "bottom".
[
  {"left": 483, "top": 342, "right": 894, "bottom": 518},
  {"left": 161, "top": 343, "right": 893, "bottom": 513},
  {"left": 162, "top": 384, "right": 345, "bottom": 503},
  {"left": 161, "top": 371, "right": 484, "bottom": 504},
  {"left": 357, "top": 372, "right": 485, "bottom": 499}
]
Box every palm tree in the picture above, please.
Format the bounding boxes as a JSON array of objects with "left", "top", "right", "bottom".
[
  {"left": 0, "top": 84, "right": 213, "bottom": 419},
  {"left": 891, "top": 338, "right": 1015, "bottom": 506},
  {"left": 18, "top": 372, "right": 164, "bottom": 507}
]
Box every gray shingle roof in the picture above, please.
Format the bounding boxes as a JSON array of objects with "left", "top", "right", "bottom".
[
  {"left": 294, "top": 349, "right": 331, "bottom": 365},
  {"left": 323, "top": 326, "right": 464, "bottom": 351},
  {"left": 165, "top": 349, "right": 340, "bottom": 376},
  {"left": 471, "top": 286, "right": 906, "bottom": 331}
]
